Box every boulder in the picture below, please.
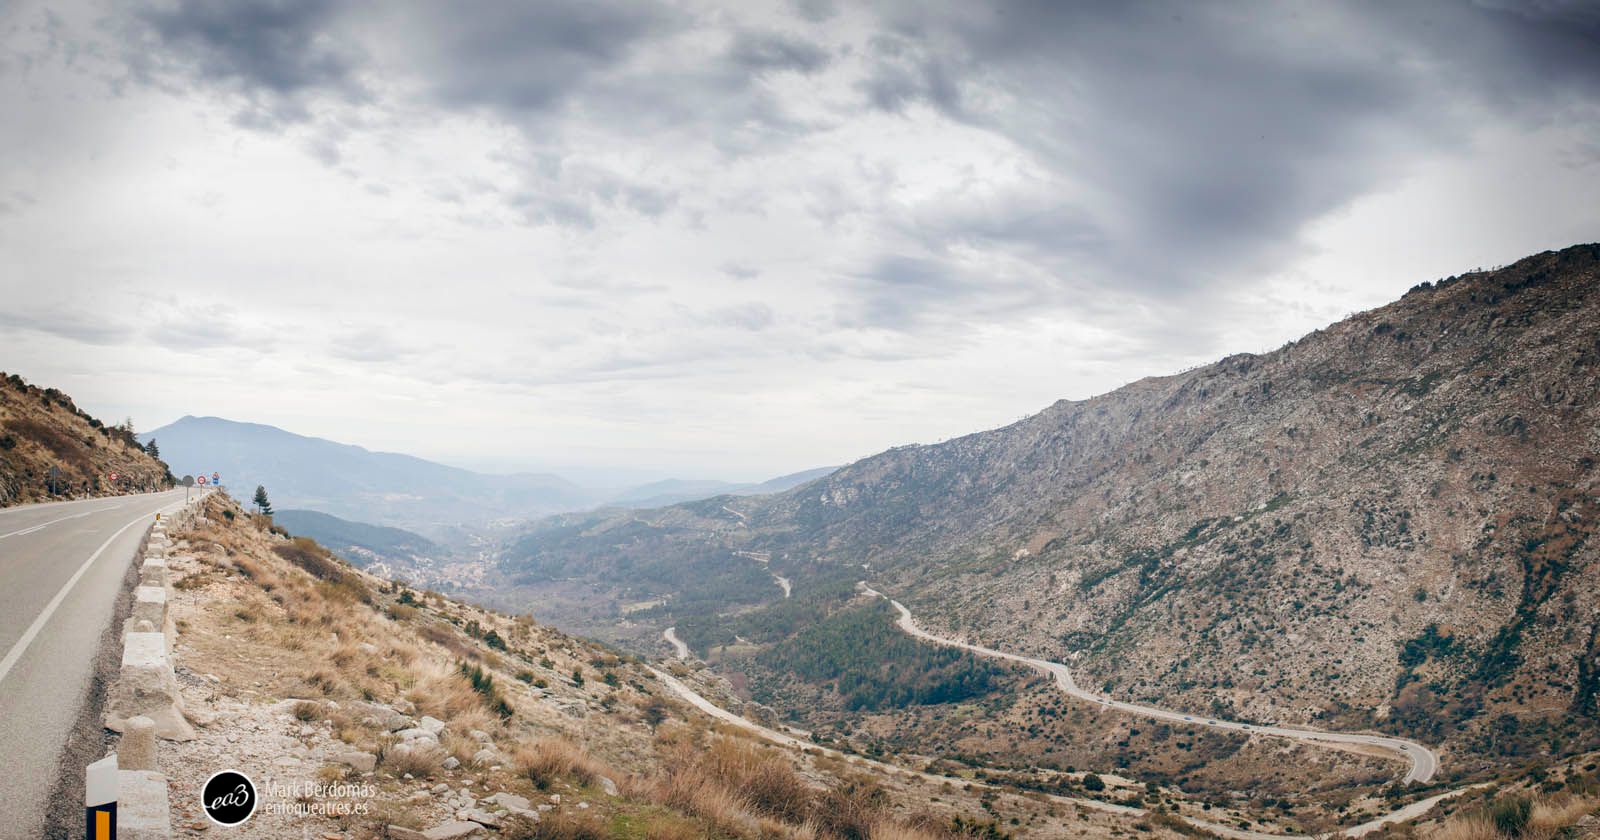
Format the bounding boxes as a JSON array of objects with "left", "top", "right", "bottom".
[
  {"left": 485, "top": 792, "right": 531, "bottom": 812},
  {"left": 335, "top": 752, "right": 377, "bottom": 773},
  {"left": 353, "top": 701, "right": 412, "bottom": 732},
  {"left": 421, "top": 821, "right": 481, "bottom": 839},
  {"left": 470, "top": 748, "right": 500, "bottom": 767},
  {"left": 419, "top": 715, "right": 447, "bottom": 735}
]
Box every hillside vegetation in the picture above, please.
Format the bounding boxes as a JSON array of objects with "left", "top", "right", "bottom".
[
  {"left": 0, "top": 371, "right": 173, "bottom": 505},
  {"left": 157, "top": 493, "right": 1159, "bottom": 839}
]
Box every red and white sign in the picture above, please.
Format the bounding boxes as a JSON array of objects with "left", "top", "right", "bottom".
[
  {"left": 197, "top": 475, "right": 207, "bottom": 485},
  {"left": 109, "top": 471, "right": 119, "bottom": 482}
]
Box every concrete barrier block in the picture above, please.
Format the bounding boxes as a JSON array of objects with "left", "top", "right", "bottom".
[
  {"left": 106, "top": 633, "right": 194, "bottom": 741},
  {"left": 131, "top": 586, "right": 167, "bottom": 627},
  {"left": 140, "top": 557, "right": 168, "bottom": 587},
  {"left": 117, "top": 769, "right": 172, "bottom": 840}
]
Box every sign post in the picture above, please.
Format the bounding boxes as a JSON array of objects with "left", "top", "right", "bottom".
[{"left": 86, "top": 754, "right": 116, "bottom": 839}]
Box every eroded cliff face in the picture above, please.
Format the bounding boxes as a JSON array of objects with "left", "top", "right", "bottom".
[{"left": 498, "top": 244, "right": 1600, "bottom": 765}]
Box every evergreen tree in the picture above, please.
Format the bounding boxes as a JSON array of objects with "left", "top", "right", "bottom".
[
  {"left": 253, "top": 484, "right": 273, "bottom": 515},
  {"left": 144, "top": 438, "right": 160, "bottom": 458}
]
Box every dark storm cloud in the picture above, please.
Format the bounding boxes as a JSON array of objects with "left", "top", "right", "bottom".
[
  {"left": 131, "top": 0, "right": 363, "bottom": 126},
  {"left": 727, "top": 29, "right": 831, "bottom": 76},
  {"left": 399, "top": 1, "right": 677, "bottom": 117},
  {"left": 820, "top": 0, "right": 1600, "bottom": 314},
  {"left": 114, "top": 0, "right": 1600, "bottom": 306}
]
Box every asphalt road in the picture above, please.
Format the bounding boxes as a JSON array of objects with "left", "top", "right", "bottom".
[
  {"left": 860, "top": 584, "right": 1440, "bottom": 785},
  {"left": 0, "top": 490, "right": 193, "bottom": 838}
]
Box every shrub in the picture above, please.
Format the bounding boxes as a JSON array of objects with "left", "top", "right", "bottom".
[
  {"left": 1489, "top": 796, "right": 1532, "bottom": 836},
  {"left": 1082, "top": 773, "right": 1106, "bottom": 792},
  {"left": 459, "top": 662, "right": 513, "bottom": 719},
  {"left": 813, "top": 780, "right": 888, "bottom": 840}
]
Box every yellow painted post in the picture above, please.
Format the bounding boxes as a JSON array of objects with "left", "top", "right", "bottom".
[{"left": 86, "top": 754, "right": 117, "bottom": 839}]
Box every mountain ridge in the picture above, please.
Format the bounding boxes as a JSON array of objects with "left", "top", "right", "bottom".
[
  {"left": 487, "top": 243, "right": 1600, "bottom": 786},
  {"left": 142, "top": 415, "right": 834, "bottom": 536}
]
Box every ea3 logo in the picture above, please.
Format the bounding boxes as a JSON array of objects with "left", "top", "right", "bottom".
[{"left": 201, "top": 770, "right": 258, "bottom": 827}]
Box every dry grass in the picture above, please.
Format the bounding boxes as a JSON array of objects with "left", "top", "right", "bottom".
[
  {"left": 381, "top": 740, "right": 444, "bottom": 777},
  {"left": 693, "top": 737, "right": 814, "bottom": 822},
  {"left": 1431, "top": 819, "right": 1502, "bottom": 840},
  {"left": 1429, "top": 794, "right": 1597, "bottom": 840},
  {"left": 504, "top": 808, "right": 607, "bottom": 840},
  {"left": 407, "top": 662, "right": 491, "bottom": 721},
  {"left": 869, "top": 820, "right": 947, "bottom": 840},
  {"left": 657, "top": 772, "right": 759, "bottom": 837},
  {"left": 514, "top": 737, "right": 612, "bottom": 790}
]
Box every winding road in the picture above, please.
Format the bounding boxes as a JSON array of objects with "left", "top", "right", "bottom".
[
  {"left": 663, "top": 626, "right": 690, "bottom": 659},
  {"left": 647, "top": 652, "right": 1470, "bottom": 839},
  {"left": 649, "top": 576, "right": 1468, "bottom": 837},
  {"left": 861, "top": 585, "right": 1438, "bottom": 785}
]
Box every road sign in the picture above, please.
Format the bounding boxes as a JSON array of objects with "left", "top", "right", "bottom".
[
  {"left": 109, "top": 471, "right": 119, "bottom": 482},
  {"left": 211, "top": 472, "right": 220, "bottom": 484},
  {"left": 197, "top": 476, "right": 207, "bottom": 485}
]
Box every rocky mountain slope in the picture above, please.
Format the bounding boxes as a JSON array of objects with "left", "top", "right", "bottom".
[
  {"left": 0, "top": 371, "right": 173, "bottom": 505},
  {"left": 491, "top": 243, "right": 1600, "bottom": 779}
]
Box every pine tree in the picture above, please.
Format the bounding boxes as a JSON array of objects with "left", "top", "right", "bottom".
[
  {"left": 144, "top": 439, "right": 160, "bottom": 458},
  {"left": 253, "top": 484, "right": 273, "bottom": 515}
]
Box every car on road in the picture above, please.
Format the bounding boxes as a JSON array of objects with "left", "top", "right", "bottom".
[{"left": 1183, "top": 716, "right": 1193, "bottom": 721}]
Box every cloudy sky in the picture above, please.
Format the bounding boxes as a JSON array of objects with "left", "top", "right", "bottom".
[{"left": 2, "top": 1, "right": 1598, "bottom": 483}]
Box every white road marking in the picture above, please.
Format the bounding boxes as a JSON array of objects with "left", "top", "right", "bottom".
[
  {"left": 0, "top": 504, "right": 125, "bottom": 540},
  {"left": 0, "top": 502, "right": 178, "bottom": 687}
]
